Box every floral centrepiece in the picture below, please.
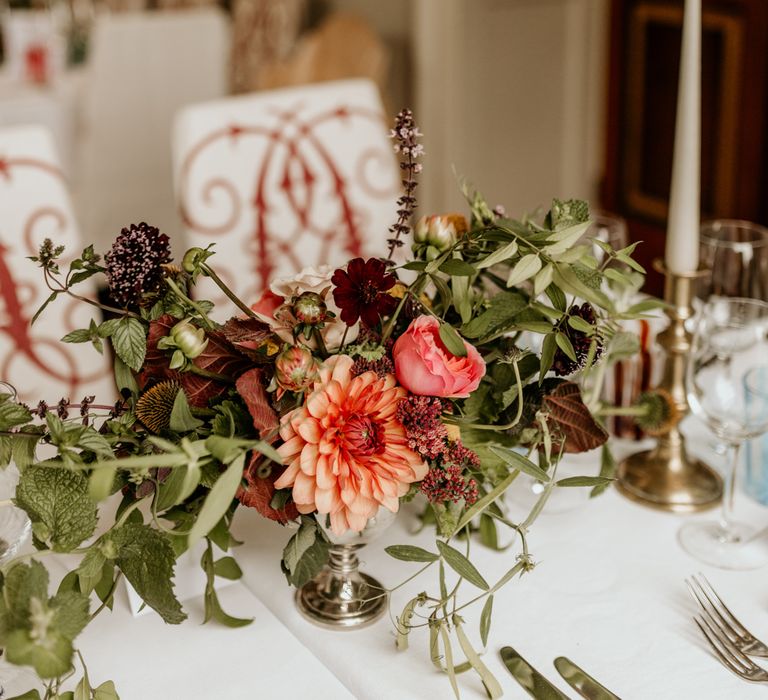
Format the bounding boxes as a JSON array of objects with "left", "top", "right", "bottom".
[{"left": 0, "top": 108, "right": 660, "bottom": 699}]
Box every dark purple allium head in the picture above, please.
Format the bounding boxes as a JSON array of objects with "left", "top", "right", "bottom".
[{"left": 105, "top": 222, "right": 172, "bottom": 307}]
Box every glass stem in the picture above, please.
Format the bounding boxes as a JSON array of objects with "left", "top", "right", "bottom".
[{"left": 719, "top": 441, "right": 742, "bottom": 542}]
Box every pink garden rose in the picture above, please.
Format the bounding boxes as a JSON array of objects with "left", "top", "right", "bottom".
[{"left": 393, "top": 316, "right": 485, "bottom": 398}]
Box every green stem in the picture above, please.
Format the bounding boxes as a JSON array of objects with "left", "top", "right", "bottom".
[
  {"left": 115, "top": 497, "right": 146, "bottom": 528},
  {"left": 313, "top": 327, "right": 329, "bottom": 359},
  {"left": 381, "top": 273, "right": 427, "bottom": 344},
  {"left": 187, "top": 364, "right": 234, "bottom": 383},
  {"left": 597, "top": 405, "right": 645, "bottom": 417},
  {"left": 201, "top": 263, "right": 259, "bottom": 319},
  {"left": 165, "top": 278, "right": 215, "bottom": 330},
  {"left": 337, "top": 325, "right": 349, "bottom": 353},
  {"left": 44, "top": 267, "right": 139, "bottom": 318},
  {"left": 89, "top": 571, "right": 123, "bottom": 620},
  {"left": 384, "top": 560, "right": 436, "bottom": 594}
]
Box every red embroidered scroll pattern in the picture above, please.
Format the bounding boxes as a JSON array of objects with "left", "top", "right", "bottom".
[
  {"left": 178, "top": 103, "right": 398, "bottom": 299},
  {"left": 0, "top": 155, "right": 108, "bottom": 401}
]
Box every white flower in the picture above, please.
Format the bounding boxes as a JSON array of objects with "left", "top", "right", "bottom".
[{"left": 265, "top": 265, "right": 358, "bottom": 349}]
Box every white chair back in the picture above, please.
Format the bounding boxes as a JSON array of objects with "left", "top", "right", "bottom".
[
  {"left": 77, "top": 8, "right": 230, "bottom": 254},
  {"left": 0, "top": 125, "right": 113, "bottom": 405},
  {"left": 172, "top": 78, "right": 399, "bottom": 310}
]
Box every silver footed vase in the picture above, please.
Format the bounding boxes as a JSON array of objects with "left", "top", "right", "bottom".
[{"left": 296, "top": 507, "right": 396, "bottom": 629}]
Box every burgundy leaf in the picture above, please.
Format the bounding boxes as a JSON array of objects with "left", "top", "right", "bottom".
[
  {"left": 237, "top": 453, "right": 298, "bottom": 525},
  {"left": 138, "top": 314, "right": 179, "bottom": 388},
  {"left": 180, "top": 330, "right": 251, "bottom": 407},
  {"left": 220, "top": 316, "right": 276, "bottom": 362},
  {"left": 542, "top": 381, "right": 608, "bottom": 453},
  {"left": 235, "top": 368, "right": 278, "bottom": 437},
  {"left": 139, "top": 314, "right": 252, "bottom": 408}
]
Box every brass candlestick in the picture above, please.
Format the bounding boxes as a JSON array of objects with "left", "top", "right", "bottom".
[{"left": 616, "top": 261, "right": 723, "bottom": 512}]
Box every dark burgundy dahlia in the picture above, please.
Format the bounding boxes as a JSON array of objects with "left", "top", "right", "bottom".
[
  {"left": 105, "top": 222, "right": 172, "bottom": 307},
  {"left": 331, "top": 257, "right": 398, "bottom": 327}
]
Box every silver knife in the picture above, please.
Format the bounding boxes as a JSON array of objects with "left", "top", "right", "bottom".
[
  {"left": 499, "top": 646, "right": 571, "bottom": 699},
  {"left": 553, "top": 656, "right": 622, "bottom": 700}
]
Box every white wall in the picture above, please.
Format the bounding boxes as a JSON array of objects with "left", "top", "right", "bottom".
[{"left": 413, "top": 0, "right": 610, "bottom": 218}]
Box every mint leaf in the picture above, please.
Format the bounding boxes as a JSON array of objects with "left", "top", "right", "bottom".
[
  {"left": 0, "top": 399, "right": 32, "bottom": 432},
  {"left": 15, "top": 467, "right": 97, "bottom": 552},
  {"left": 6, "top": 627, "right": 73, "bottom": 678},
  {"left": 11, "top": 425, "right": 44, "bottom": 469},
  {"left": 49, "top": 590, "right": 89, "bottom": 639},
  {"left": 76, "top": 427, "right": 114, "bottom": 458},
  {"left": 0, "top": 562, "right": 88, "bottom": 680},
  {"left": 0, "top": 561, "right": 48, "bottom": 633},
  {"left": 111, "top": 317, "right": 146, "bottom": 372},
  {"left": 109, "top": 524, "right": 186, "bottom": 624},
  {"left": 283, "top": 534, "right": 330, "bottom": 588},
  {"left": 77, "top": 549, "right": 107, "bottom": 595},
  {"left": 282, "top": 519, "right": 318, "bottom": 576}
]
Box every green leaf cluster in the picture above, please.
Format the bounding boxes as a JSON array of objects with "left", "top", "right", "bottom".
[
  {"left": 0, "top": 561, "right": 89, "bottom": 679},
  {"left": 281, "top": 516, "right": 330, "bottom": 588}
]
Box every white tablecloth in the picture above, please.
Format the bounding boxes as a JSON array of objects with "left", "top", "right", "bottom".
[
  {"left": 29, "top": 427, "right": 768, "bottom": 699},
  {"left": 228, "top": 433, "right": 768, "bottom": 700},
  {"left": 54, "top": 567, "right": 354, "bottom": 700}
]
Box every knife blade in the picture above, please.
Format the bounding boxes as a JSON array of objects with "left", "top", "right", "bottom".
[
  {"left": 553, "top": 656, "right": 621, "bottom": 700},
  {"left": 499, "top": 646, "right": 571, "bottom": 699}
]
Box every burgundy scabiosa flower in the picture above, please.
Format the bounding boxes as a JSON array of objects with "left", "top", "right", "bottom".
[
  {"left": 105, "top": 222, "right": 172, "bottom": 306},
  {"left": 331, "top": 257, "right": 398, "bottom": 327}
]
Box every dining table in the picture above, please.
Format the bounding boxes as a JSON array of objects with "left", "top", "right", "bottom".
[{"left": 18, "top": 420, "right": 768, "bottom": 699}]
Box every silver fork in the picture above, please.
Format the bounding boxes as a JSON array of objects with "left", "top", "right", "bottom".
[
  {"left": 694, "top": 614, "right": 768, "bottom": 683},
  {"left": 685, "top": 573, "right": 768, "bottom": 657}
]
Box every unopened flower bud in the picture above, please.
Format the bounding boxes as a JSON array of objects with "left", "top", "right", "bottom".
[
  {"left": 158, "top": 319, "right": 208, "bottom": 369},
  {"left": 293, "top": 292, "right": 328, "bottom": 325},
  {"left": 181, "top": 246, "right": 213, "bottom": 274},
  {"left": 414, "top": 216, "right": 430, "bottom": 244},
  {"left": 275, "top": 345, "right": 319, "bottom": 391},
  {"left": 172, "top": 320, "right": 208, "bottom": 359},
  {"left": 415, "top": 215, "right": 458, "bottom": 252}
]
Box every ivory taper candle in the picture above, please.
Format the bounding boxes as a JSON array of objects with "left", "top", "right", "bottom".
[{"left": 665, "top": 0, "right": 701, "bottom": 274}]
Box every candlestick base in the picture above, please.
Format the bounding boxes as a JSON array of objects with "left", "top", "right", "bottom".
[
  {"left": 615, "top": 261, "right": 722, "bottom": 512},
  {"left": 616, "top": 432, "right": 721, "bottom": 513}
]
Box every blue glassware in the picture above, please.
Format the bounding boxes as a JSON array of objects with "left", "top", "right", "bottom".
[{"left": 745, "top": 367, "right": 768, "bottom": 505}]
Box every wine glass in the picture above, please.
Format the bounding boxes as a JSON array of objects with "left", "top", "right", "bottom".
[
  {"left": 679, "top": 297, "right": 768, "bottom": 569},
  {"left": 698, "top": 219, "right": 768, "bottom": 301}
]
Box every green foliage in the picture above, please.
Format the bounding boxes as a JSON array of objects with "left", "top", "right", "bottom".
[
  {"left": 169, "top": 390, "right": 203, "bottom": 432},
  {"left": 111, "top": 317, "right": 147, "bottom": 372},
  {"left": 201, "top": 541, "right": 251, "bottom": 628},
  {"left": 15, "top": 467, "right": 97, "bottom": 552},
  {"left": 0, "top": 561, "right": 90, "bottom": 679},
  {"left": 107, "top": 524, "right": 186, "bottom": 624},
  {"left": 281, "top": 517, "right": 331, "bottom": 588}
]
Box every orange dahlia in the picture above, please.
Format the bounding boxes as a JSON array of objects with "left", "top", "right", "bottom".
[{"left": 275, "top": 355, "right": 428, "bottom": 536}]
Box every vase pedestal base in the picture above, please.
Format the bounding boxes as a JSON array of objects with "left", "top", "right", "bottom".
[{"left": 296, "top": 544, "right": 387, "bottom": 629}]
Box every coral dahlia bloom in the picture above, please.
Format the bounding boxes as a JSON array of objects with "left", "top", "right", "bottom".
[{"left": 275, "top": 355, "right": 428, "bottom": 536}]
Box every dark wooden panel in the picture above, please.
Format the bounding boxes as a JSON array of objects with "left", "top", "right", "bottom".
[{"left": 602, "top": 0, "right": 768, "bottom": 295}]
